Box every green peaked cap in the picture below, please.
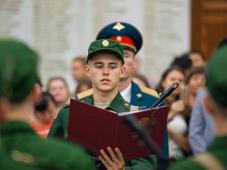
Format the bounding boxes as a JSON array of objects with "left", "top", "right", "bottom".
[
  {"left": 0, "top": 39, "right": 39, "bottom": 103},
  {"left": 87, "top": 39, "right": 124, "bottom": 64}
]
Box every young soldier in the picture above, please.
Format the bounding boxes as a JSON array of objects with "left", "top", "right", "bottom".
[
  {"left": 49, "top": 39, "right": 157, "bottom": 169},
  {"left": 0, "top": 39, "right": 94, "bottom": 170}
]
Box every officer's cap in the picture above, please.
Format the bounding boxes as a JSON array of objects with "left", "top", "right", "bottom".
[
  {"left": 87, "top": 39, "right": 124, "bottom": 64},
  {"left": 96, "top": 22, "right": 142, "bottom": 53}
]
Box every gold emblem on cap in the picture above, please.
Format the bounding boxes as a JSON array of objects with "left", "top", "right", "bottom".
[
  {"left": 116, "top": 36, "right": 122, "bottom": 42},
  {"left": 102, "top": 40, "right": 109, "bottom": 46},
  {"left": 113, "top": 22, "right": 125, "bottom": 31}
]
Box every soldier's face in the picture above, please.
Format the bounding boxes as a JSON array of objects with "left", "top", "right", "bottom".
[
  {"left": 120, "top": 49, "right": 136, "bottom": 81},
  {"left": 86, "top": 53, "right": 124, "bottom": 92}
]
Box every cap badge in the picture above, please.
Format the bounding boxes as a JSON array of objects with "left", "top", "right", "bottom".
[
  {"left": 113, "top": 22, "right": 125, "bottom": 31},
  {"left": 102, "top": 40, "right": 109, "bottom": 46},
  {"left": 116, "top": 36, "right": 122, "bottom": 42}
]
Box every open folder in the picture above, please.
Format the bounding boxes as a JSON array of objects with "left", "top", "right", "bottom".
[{"left": 67, "top": 99, "right": 168, "bottom": 160}]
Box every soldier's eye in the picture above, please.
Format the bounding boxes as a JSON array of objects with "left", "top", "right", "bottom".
[
  {"left": 109, "top": 64, "right": 118, "bottom": 69},
  {"left": 94, "top": 64, "right": 103, "bottom": 68}
]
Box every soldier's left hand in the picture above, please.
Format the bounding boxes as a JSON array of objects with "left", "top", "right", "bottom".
[{"left": 99, "top": 146, "right": 125, "bottom": 170}]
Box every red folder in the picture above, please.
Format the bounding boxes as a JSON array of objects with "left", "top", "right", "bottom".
[{"left": 67, "top": 99, "right": 168, "bottom": 160}]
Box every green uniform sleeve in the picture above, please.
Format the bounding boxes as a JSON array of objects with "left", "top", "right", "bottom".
[
  {"left": 48, "top": 106, "right": 69, "bottom": 138},
  {"left": 125, "top": 155, "right": 157, "bottom": 170}
]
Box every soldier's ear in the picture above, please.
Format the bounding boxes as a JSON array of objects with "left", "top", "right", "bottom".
[
  {"left": 85, "top": 64, "right": 91, "bottom": 77},
  {"left": 120, "top": 64, "right": 126, "bottom": 77}
]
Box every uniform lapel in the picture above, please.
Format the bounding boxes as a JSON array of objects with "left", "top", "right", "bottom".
[
  {"left": 107, "top": 92, "right": 130, "bottom": 113},
  {"left": 130, "top": 81, "right": 144, "bottom": 105}
]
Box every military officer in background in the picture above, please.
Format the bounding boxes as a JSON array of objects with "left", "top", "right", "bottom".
[
  {"left": 0, "top": 39, "right": 95, "bottom": 170},
  {"left": 95, "top": 22, "right": 169, "bottom": 165},
  {"left": 166, "top": 42, "right": 227, "bottom": 170}
]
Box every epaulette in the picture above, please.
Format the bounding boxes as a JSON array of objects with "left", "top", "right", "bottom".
[
  {"left": 76, "top": 89, "right": 93, "bottom": 100},
  {"left": 140, "top": 86, "right": 160, "bottom": 98}
]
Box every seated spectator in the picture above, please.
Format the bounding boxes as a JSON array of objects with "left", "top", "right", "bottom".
[
  {"left": 30, "top": 92, "right": 57, "bottom": 138},
  {"left": 188, "top": 50, "right": 206, "bottom": 68},
  {"left": 170, "top": 53, "right": 192, "bottom": 76},
  {"left": 189, "top": 88, "right": 215, "bottom": 155},
  {"left": 185, "top": 67, "right": 205, "bottom": 114},
  {"left": 71, "top": 56, "right": 88, "bottom": 82},
  {"left": 157, "top": 66, "right": 189, "bottom": 161},
  {"left": 47, "top": 76, "right": 70, "bottom": 111}
]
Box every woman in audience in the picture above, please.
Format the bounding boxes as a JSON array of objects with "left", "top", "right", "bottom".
[
  {"left": 157, "top": 66, "right": 190, "bottom": 161},
  {"left": 186, "top": 67, "right": 205, "bottom": 111},
  {"left": 47, "top": 76, "right": 70, "bottom": 111},
  {"left": 30, "top": 92, "right": 57, "bottom": 138}
]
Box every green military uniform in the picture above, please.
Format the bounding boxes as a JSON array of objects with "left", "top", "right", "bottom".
[
  {"left": 0, "top": 39, "right": 95, "bottom": 170},
  {"left": 0, "top": 120, "right": 95, "bottom": 170},
  {"left": 167, "top": 43, "right": 227, "bottom": 170},
  {"left": 49, "top": 39, "right": 157, "bottom": 170},
  {"left": 0, "top": 143, "right": 44, "bottom": 170},
  {"left": 49, "top": 92, "right": 157, "bottom": 170}
]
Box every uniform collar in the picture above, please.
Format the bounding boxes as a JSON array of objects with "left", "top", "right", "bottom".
[
  {"left": 83, "top": 92, "right": 130, "bottom": 113},
  {"left": 120, "top": 83, "right": 132, "bottom": 103},
  {"left": 0, "top": 121, "right": 36, "bottom": 136}
]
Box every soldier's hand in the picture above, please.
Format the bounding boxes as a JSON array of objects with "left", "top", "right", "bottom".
[{"left": 99, "top": 146, "right": 125, "bottom": 170}]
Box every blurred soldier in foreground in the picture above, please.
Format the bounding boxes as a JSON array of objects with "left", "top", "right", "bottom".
[{"left": 0, "top": 39, "right": 94, "bottom": 170}]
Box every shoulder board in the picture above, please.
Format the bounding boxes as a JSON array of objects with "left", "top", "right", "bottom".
[
  {"left": 140, "top": 86, "right": 160, "bottom": 98},
  {"left": 76, "top": 89, "right": 93, "bottom": 100}
]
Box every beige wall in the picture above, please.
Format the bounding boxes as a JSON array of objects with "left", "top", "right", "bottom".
[{"left": 0, "top": 0, "right": 190, "bottom": 90}]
